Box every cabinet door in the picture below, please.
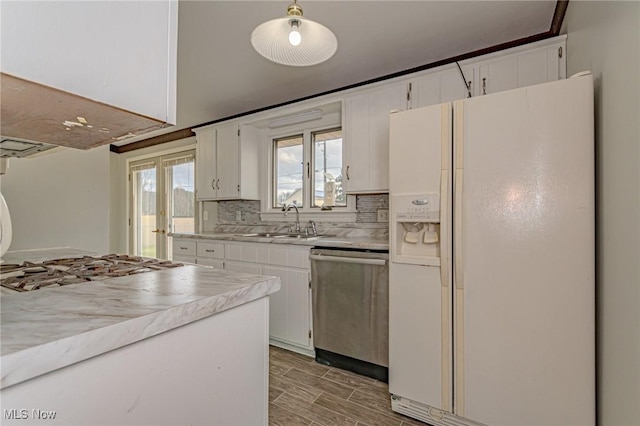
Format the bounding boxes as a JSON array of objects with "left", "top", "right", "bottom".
[
  {"left": 195, "top": 129, "right": 217, "bottom": 200},
  {"left": 216, "top": 123, "right": 240, "bottom": 199},
  {"left": 439, "top": 65, "right": 477, "bottom": 104},
  {"left": 344, "top": 83, "right": 406, "bottom": 193},
  {"left": 478, "top": 46, "right": 562, "bottom": 96},
  {"left": 263, "top": 266, "right": 312, "bottom": 349}
]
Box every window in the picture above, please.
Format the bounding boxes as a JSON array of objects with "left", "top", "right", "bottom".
[
  {"left": 312, "top": 129, "right": 345, "bottom": 207},
  {"left": 272, "top": 127, "right": 345, "bottom": 210},
  {"left": 273, "top": 134, "right": 304, "bottom": 207}
]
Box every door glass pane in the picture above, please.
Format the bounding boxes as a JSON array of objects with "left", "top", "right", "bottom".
[
  {"left": 313, "top": 128, "right": 345, "bottom": 207},
  {"left": 133, "top": 167, "right": 157, "bottom": 258},
  {"left": 273, "top": 135, "right": 304, "bottom": 208},
  {"left": 166, "top": 159, "right": 195, "bottom": 260}
]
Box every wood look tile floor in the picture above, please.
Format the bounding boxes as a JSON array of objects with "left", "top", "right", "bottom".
[{"left": 269, "top": 346, "right": 427, "bottom": 426}]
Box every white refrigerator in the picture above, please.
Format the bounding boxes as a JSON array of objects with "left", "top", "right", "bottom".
[{"left": 388, "top": 73, "right": 595, "bottom": 426}]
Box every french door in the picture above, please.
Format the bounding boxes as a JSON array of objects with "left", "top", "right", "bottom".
[{"left": 130, "top": 150, "right": 196, "bottom": 259}]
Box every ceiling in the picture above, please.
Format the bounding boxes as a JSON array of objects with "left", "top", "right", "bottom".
[{"left": 118, "top": 0, "right": 560, "bottom": 146}]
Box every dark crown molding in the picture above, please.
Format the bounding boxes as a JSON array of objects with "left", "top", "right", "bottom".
[{"left": 111, "top": 0, "right": 569, "bottom": 154}]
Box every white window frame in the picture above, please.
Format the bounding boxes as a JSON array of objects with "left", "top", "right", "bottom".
[{"left": 260, "top": 111, "right": 356, "bottom": 223}]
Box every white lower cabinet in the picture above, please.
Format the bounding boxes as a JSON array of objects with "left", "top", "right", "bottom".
[
  {"left": 196, "top": 257, "right": 224, "bottom": 269},
  {"left": 173, "top": 239, "right": 313, "bottom": 354},
  {"left": 171, "top": 238, "right": 224, "bottom": 269},
  {"left": 225, "top": 261, "right": 262, "bottom": 275},
  {"left": 225, "top": 242, "right": 312, "bottom": 353},
  {"left": 173, "top": 254, "right": 196, "bottom": 264},
  {"left": 263, "top": 266, "right": 312, "bottom": 351}
]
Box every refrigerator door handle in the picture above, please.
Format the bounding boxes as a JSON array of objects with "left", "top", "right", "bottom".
[
  {"left": 454, "top": 170, "right": 464, "bottom": 290},
  {"left": 440, "top": 175, "right": 449, "bottom": 288}
]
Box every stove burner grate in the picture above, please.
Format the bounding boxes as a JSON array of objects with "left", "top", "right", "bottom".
[{"left": 0, "top": 254, "right": 184, "bottom": 292}]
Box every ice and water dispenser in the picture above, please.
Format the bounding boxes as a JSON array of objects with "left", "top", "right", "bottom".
[{"left": 391, "top": 193, "right": 441, "bottom": 266}]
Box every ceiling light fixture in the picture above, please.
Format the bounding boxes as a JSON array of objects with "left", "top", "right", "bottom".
[{"left": 251, "top": 0, "right": 337, "bottom": 67}]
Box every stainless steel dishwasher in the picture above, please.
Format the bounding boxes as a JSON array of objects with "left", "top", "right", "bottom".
[{"left": 310, "top": 247, "right": 389, "bottom": 381}]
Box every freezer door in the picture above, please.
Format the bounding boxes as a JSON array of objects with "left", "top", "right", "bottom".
[
  {"left": 389, "top": 103, "right": 453, "bottom": 414},
  {"left": 453, "top": 75, "right": 595, "bottom": 426}
]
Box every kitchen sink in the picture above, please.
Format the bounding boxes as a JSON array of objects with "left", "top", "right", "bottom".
[
  {"left": 239, "top": 232, "right": 290, "bottom": 238},
  {"left": 237, "top": 232, "right": 334, "bottom": 240}
]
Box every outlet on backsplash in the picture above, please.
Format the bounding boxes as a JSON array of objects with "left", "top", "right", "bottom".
[{"left": 377, "top": 209, "right": 389, "bottom": 222}]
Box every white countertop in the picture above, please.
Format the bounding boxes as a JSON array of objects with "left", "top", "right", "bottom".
[
  {"left": 169, "top": 232, "right": 390, "bottom": 251},
  {"left": 0, "top": 250, "right": 280, "bottom": 390}
]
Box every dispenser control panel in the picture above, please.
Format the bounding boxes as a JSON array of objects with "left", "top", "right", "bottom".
[{"left": 393, "top": 193, "right": 440, "bottom": 222}]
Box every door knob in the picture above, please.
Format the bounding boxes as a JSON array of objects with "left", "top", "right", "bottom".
[{"left": 151, "top": 229, "right": 165, "bottom": 234}]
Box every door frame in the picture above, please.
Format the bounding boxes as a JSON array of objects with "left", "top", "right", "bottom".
[{"left": 125, "top": 144, "right": 197, "bottom": 257}]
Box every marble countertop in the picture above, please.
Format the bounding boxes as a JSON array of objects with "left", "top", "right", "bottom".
[
  {"left": 0, "top": 250, "right": 280, "bottom": 389},
  {"left": 169, "top": 232, "right": 390, "bottom": 251}
]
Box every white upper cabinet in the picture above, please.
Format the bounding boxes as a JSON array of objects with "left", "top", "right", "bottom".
[
  {"left": 195, "top": 124, "right": 259, "bottom": 201},
  {"left": 341, "top": 37, "right": 565, "bottom": 194},
  {"left": 344, "top": 83, "right": 406, "bottom": 193},
  {"left": 410, "top": 64, "right": 477, "bottom": 109},
  {"left": 216, "top": 124, "right": 242, "bottom": 199},
  {"left": 478, "top": 44, "right": 564, "bottom": 96},
  {"left": 195, "top": 129, "right": 217, "bottom": 200},
  {"left": 1, "top": 1, "right": 177, "bottom": 124}
]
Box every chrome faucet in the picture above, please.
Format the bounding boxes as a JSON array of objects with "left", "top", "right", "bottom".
[
  {"left": 281, "top": 203, "right": 301, "bottom": 232},
  {"left": 307, "top": 220, "right": 317, "bottom": 236}
]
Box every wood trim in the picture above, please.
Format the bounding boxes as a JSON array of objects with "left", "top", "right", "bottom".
[
  {"left": 113, "top": 1, "right": 569, "bottom": 154},
  {"left": 110, "top": 128, "right": 195, "bottom": 154},
  {"left": 550, "top": 0, "right": 569, "bottom": 35}
]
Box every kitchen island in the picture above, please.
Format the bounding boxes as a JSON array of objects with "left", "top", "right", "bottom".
[{"left": 0, "top": 249, "right": 280, "bottom": 425}]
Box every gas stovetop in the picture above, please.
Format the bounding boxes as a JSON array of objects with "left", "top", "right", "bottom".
[{"left": 0, "top": 254, "right": 183, "bottom": 292}]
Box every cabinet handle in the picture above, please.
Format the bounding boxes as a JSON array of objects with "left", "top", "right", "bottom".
[
  {"left": 346, "top": 165, "right": 350, "bottom": 180},
  {"left": 307, "top": 162, "right": 310, "bottom": 179},
  {"left": 482, "top": 77, "right": 487, "bottom": 95},
  {"left": 205, "top": 249, "right": 215, "bottom": 253},
  {"left": 211, "top": 179, "right": 215, "bottom": 191},
  {"left": 179, "top": 246, "right": 188, "bottom": 250},
  {"left": 216, "top": 178, "right": 220, "bottom": 190}
]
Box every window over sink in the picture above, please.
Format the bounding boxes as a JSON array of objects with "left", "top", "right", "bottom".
[
  {"left": 260, "top": 102, "right": 356, "bottom": 223},
  {"left": 271, "top": 128, "right": 346, "bottom": 210}
]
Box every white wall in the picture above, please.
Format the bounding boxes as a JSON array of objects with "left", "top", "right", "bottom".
[
  {"left": 563, "top": 2, "right": 640, "bottom": 425},
  {"left": 0, "top": 146, "right": 110, "bottom": 254}
]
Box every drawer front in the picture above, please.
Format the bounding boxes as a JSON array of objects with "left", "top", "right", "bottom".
[
  {"left": 196, "top": 257, "right": 224, "bottom": 269},
  {"left": 173, "top": 240, "right": 196, "bottom": 256},
  {"left": 260, "top": 245, "right": 310, "bottom": 269},
  {"left": 287, "top": 246, "right": 311, "bottom": 269},
  {"left": 197, "top": 241, "right": 224, "bottom": 259}
]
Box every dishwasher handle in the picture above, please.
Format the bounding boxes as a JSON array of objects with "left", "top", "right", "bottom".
[{"left": 310, "top": 254, "right": 387, "bottom": 266}]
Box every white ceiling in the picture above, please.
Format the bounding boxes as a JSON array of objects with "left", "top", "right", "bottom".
[{"left": 126, "top": 0, "right": 558, "bottom": 144}]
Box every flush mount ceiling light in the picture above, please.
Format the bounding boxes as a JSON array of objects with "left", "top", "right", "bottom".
[{"left": 251, "top": 0, "right": 337, "bottom": 67}]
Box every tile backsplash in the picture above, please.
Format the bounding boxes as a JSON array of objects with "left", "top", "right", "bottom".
[{"left": 209, "top": 194, "right": 389, "bottom": 238}]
